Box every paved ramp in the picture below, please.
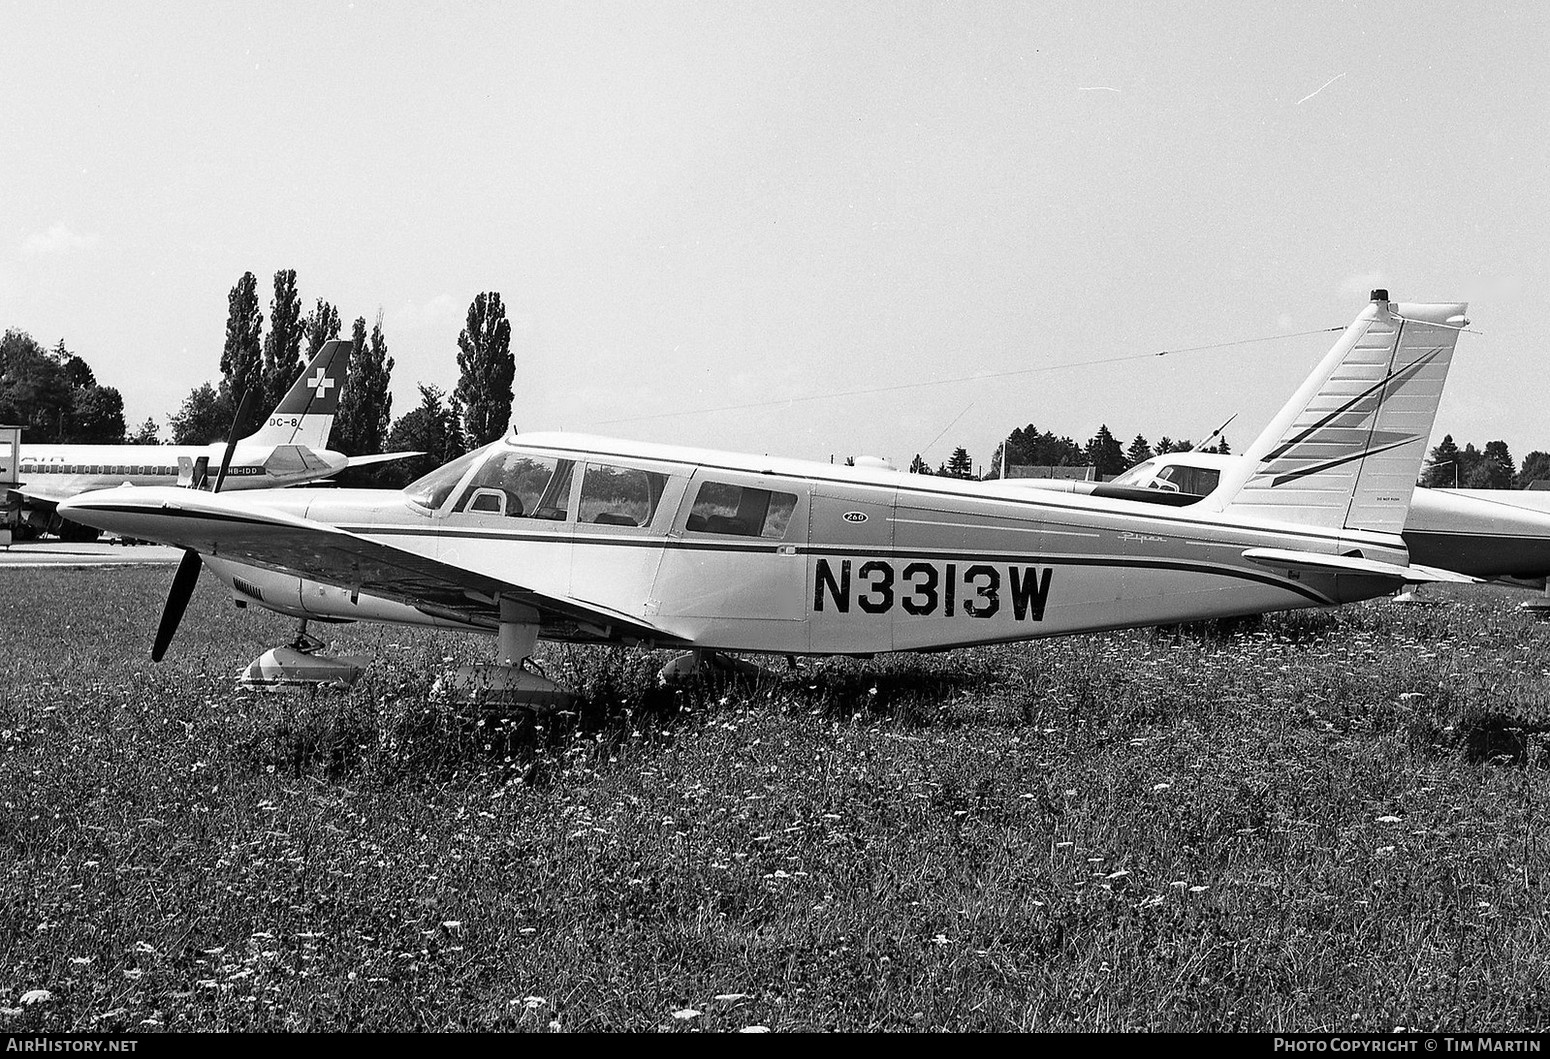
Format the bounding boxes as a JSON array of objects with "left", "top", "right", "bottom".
[{"left": 0, "top": 541, "right": 184, "bottom": 568}]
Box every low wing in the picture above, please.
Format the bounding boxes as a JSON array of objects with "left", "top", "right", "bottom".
[
  {"left": 61, "top": 490, "right": 688, "bottom": 646},
  {"left": 343, "top": 451, "right": 425, "bottom": 469},
  {"left": 1241, "top": 547, "right": 1479, "bottom": 585}
]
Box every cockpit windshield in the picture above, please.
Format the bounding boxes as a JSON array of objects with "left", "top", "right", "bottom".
[{"left": 401, "top": 445, "right": 492, "bottom": 511}]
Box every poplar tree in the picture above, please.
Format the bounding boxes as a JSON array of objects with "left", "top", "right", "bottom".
[
  {"left": 304, "top": 298, "right": 342, "bottom": 359},
  {"left": 335, "top": 312, "right": 395, "bottom": 462},
  {"left": 454, "top": 292, "right": 514, "bottom": 446},
  {"left": 220, "top": 272, "right": 264, "bottom": 435},
  {"left": 261, "top": 269, "right": 305, "bottom": 412}
]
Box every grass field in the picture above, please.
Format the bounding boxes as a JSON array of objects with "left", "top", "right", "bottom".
[{"left": 4, "top": 566, "right": 1550, "bottom": 1031}]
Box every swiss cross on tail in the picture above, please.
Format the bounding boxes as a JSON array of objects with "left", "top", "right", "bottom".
[
  {"left": 308, "top": 369, "right": 336, "bottom": 400},
  {"left": 271, "top": 341, "right": 347, "bottom": 417}
]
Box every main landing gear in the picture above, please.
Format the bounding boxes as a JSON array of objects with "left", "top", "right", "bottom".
[
  {"left": 656, "top": 649, "right": 772, "bottom": 686},
  {"left": 238, "top": 621, "right": 371, "bottom": 691},
  {"left": 431, "top": 600, "right": 578, "bottom": 710},
  {"left": 1521, "top": 582, "right": 1550, "bottom": 620}
]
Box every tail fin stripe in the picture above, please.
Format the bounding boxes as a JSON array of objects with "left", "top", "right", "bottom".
[
  {"left": 1270, "top": 435, "right": 1418, "bottom": 487},
  {"left": 1262, "top": 341, "right": 1441, "bottom": 462}
]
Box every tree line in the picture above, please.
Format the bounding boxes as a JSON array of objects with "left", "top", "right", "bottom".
[
  {"left": 913, "top": 423, "right": 1230, "bottom": 481},
  {"left": 0, "top": 270, "right": 519, "bottom": 487},
  {"left": 917, "top": 429, "right": 1550, "bottom": 489},
  {"left": 1422, "top": 436, "right": 1550, "bottom": 490},
  {"left": 0, "top": 331, "right": 137, "bottom": 444}
]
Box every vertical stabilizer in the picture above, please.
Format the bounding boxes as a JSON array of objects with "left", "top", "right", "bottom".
[
  {"left": 1210, "top": 291, "right": 1468, "bottom": 538},
  {"left": 243, "top": 339, "right": 350, "bottom": 449}
]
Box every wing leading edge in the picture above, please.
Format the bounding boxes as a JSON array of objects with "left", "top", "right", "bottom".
[{"left": 57, "top": 489, "right": 687, "bottom": 646}]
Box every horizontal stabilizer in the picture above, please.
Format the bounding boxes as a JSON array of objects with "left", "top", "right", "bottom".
[
  {"left": 344, "top": 451, "right": 425, "bottom": 469},
  {"left": 11, "top": 483, "right": 70, "bottom": 505},
  {"left": 1241, "top": 547, "right": 1479, "bottom": 585}
]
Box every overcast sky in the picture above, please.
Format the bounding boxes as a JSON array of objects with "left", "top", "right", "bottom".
[{"left": 3, "top": 1, "right": 1545, "bottom": 470}]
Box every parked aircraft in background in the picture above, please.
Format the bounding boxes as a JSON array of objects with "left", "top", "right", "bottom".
[
  {"left": 5, "top": 340, "right": 417, "bottom": 540},
  {"left": 1022, "top": 446, "right": 1550, "bottom": 608},
  {"left": 59, "top": 291, "right": 1471, "bottom": 700}
]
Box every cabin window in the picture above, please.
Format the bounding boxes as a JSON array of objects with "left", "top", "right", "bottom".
[
  {"left": 1155, "top": 464, "right": 1220, "bottom": 497},
  {"left": 579, "top": 463, "right": 669, "bottom": 528},
  {"left": 685, "top": 482, "right": 798, "bottom": 539},
  {"left": 452, "top": 452, "right": 577, "bottom": 521},
  {"left": 1110, "top": 459, "right": 1156, "bottom": 487}
]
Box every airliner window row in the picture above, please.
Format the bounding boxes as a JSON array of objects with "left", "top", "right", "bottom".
[{"left": 20, "top": 464, "right": 177, "bottom": 476}]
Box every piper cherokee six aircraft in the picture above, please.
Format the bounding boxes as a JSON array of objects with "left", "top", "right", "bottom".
[
  {"left": 58, "top": 291, "right": 1471, "bottom": 701},
  {"left": 7, "top": 340, "right": 416, "bottom": 540}
]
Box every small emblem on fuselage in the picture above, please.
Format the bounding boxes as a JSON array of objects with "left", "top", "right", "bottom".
[{"left": 841, "top": 511, "right": 868, "bottom": 524}]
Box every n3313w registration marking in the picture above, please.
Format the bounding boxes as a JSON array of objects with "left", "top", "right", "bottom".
[{"left": 812, "top": 558, "right": 1053, "bottom": 620}]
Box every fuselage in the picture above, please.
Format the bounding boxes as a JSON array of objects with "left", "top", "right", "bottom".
[
  {"left": 1057, "top": 451, "right": 1550, "bottom": 582},
  {"left": 16, "top": 441, "right": 350, "bottom": 498},
  {"left": 68, "top": 432, "right": 1416, "bottom": 656}
]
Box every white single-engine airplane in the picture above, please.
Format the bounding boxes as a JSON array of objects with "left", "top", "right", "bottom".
[
  {"left": 7, "top": 340, "right": 416, "bottom": 540},
  {"left": 59, "top": 291, "right": 1470, "bottom": 700}
]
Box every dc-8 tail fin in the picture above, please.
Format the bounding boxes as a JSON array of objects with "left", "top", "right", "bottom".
[
  {"left": 242, "top": 339, "right": 351, "bottom": 450},
  {"left": 1207, "top": 291, "right": 1468, "bottom": 539}
]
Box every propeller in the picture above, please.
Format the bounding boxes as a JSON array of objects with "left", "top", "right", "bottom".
[
  {"left": 151, "top": 389, "right": 255, "bottom": 661},
  {"left": 152, "top": 550, "right": 204, "bottom": 662}
]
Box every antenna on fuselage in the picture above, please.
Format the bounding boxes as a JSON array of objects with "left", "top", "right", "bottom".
[{"left": 1196, "top": 412, "right": 1238, "bottom": 454}]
